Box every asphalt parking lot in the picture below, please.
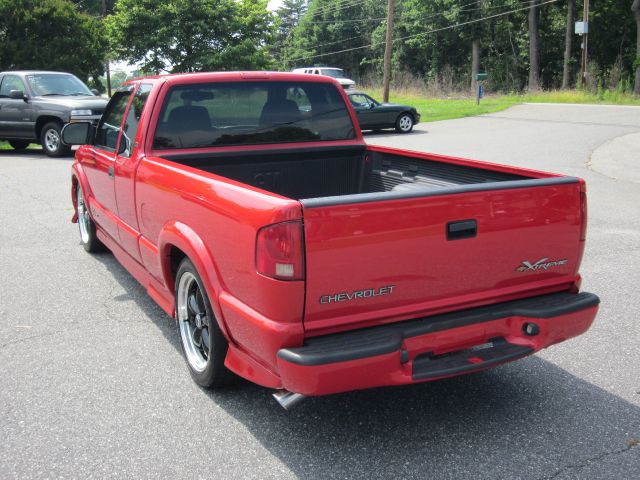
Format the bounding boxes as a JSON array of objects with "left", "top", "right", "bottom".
[{"left": 1, "top": 103, "right": 639, "bottom": 479}]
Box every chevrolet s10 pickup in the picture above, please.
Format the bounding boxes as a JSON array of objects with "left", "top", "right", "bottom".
[{"left": 63, "top": 72, "right": 599, "bottom": 409}]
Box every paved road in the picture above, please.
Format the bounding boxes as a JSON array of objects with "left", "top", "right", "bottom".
[{"left": 1, "top": 104, "right": 639, "bottom": 479}]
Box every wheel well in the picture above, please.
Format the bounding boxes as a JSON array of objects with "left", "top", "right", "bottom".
[
  {"left": 71, "top": 176, "right": 78, "bottom": 208},
  {"left": 35, "top": 116, "right": 64, "bottom": 139},
  {"left": 168, "top": 245, "right": 187, "bottom": 291}
]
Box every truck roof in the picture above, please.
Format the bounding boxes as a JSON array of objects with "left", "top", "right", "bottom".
[{"left": 129, "top": 71, "right": 341, "bottom": 86}]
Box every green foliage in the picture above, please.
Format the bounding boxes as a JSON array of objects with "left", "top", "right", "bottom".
[
  {"left": 70, "top": 0, "right": 116, "bottom": 15},
  {"left": 106, "top": 0, "right": 274, "bottom": 73},
  {"left": 273, "top": 0, "right": 308, "bottom": 60},
  {"left": 0, "top": 0, "right": 106, "bottom": 81},
  {"left": 283, "top": 0, "right": 640, "bottom": 93},
  {"left": 282, "top": 0, "right": 385, "bottom": 75}
]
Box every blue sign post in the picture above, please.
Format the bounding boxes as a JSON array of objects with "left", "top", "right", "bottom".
[{"left": 475, "top": 73, "right": 488, "bottom": 105}]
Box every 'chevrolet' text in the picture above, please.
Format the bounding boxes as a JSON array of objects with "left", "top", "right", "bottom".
[{"left": 319, "top": 285, "right": 396, "bottom": 304}]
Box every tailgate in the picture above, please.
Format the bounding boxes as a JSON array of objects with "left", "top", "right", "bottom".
[{"left": 301, "top": 179, "right": 583, "bottom": 334}]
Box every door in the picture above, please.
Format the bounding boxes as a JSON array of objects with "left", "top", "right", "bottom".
[
  {"left": 114, "top": 83, "right": 153, "bottom": 261},
  {"left": 82, "top": 87, "right": 133, "bottom": 241},
  {"left": 348, "top": 93, "right": 379, "bottom": 129},
  {"left": 0, "top": 75, "right": 34, "bottom": 138}
]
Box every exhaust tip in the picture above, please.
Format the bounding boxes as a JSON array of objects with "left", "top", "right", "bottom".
[{"left": 272, "top": 390, "right": 305, "bottom": 410}]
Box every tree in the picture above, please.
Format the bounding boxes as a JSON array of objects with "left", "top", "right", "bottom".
[
  {"left": 468, "top": 0, "right": 485, "bottom": 95},
  {"left": 528, "top": 0, "right": 541, "bottom": 91},
  {"left": 284, "top": 0, "right": 385, "bottom": 79},
  {"left": 562, "top": 0, "right": 574, "bottom": 88},
  {"left": 274, "top": 0, "right": 307, "bottom": 64},
  {"left": 70, "top": 0, "right": 116, "bottom": 15},
  {"left": 0, "top": 0, "right": 106, "bottom": 81},
  {"left": 633, "top": 0, "right": 640, "bottom": 94},
  {"left": 106, "top": 0, "right": 274, "bottom": 73}
]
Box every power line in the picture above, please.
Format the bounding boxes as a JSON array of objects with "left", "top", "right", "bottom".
[
  {"left": 284, "top": 0, "right": 482, "bottom": 58},
  {"left": 305, "top": 0, "right": 539, "bottom": 25},
  {"left": 304, "top": 0, "right": 369, "bottom": 20},
  {"left": 298, "top": 0, "right": 535, "bottom": 31},
  {"left": 287, "top": 0, "right": 561, "bottom": 62}
]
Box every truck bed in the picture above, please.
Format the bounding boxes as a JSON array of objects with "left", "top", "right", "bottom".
[
  {"left": 162, "top": 145, "right": 583, "bottom": 336},
  {"left": 163, "top": 145, "right": 534, "bottom": 202}
]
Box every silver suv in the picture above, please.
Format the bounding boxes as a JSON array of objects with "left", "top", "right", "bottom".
[{"left": 0, "top": 71, "right": 108, "bottom": 156}]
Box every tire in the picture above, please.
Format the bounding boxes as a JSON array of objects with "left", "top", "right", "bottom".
[
  {"left": 175, "top": 258, "right": 235, "bottom": 388},
  {"left": 9, "top": 140, "right": 30, "bottom": 150},
  {"left": 76, "top": 184, "right": 105, "bottom": 253},
  {"left": 40, "top": 121, "right": 71, "bottom": 157},
  {"left": 395, "top": 113, "right": 414, "bottom": 133}
]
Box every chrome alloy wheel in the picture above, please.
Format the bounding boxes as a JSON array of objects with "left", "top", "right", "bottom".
[
  {"left": 398, "top": 114, "right": 413, "bottom": 132},
  {"left": 76, "top": 187, "right": 90, "bottom": 244},
  {"left": 177, "top": 272, "right": 210, "bottom": 373},
  {"left": 44, "top": 128, "right": 61, "bottom": 152}
]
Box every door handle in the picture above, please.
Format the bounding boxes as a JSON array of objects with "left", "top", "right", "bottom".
[
  {"left": 108, "top": 165, "right": 114, "bottom": 178},
  {"left": 447, "top": 219, "right": 477, "bottom": 240}
]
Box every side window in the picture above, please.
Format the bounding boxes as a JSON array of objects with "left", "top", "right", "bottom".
[
  {"left": 0, "top": 75, "right": 26, "bottom": 98},
  {"left": 94, "top": 90, "right": 132, "bottom": 151},
  {"left": 349, "top": 94, "right": 369, "bottom": 107},
  {"left": 120, "top": 84, "right": 152, "bottom": 157}
]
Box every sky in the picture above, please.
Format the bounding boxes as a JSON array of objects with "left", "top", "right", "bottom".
[{"left": 268, "top": 0, "right": 283, "bottom": 10}]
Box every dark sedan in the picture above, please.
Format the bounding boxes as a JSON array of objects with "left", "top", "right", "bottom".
[{"left": 347, "top": 92, "right": 420, "bottom": 133}]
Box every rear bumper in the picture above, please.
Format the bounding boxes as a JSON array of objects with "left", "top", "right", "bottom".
[{"left": 276, "top": 292, "right": 599, "bottom": 396}]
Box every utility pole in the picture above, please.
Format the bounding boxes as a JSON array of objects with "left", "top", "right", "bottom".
[
  {"left": 102, "top": 0, "right": 111, "bottom": 96},
  {"left": 382, "top": 0, "right": 394, "bottom": 103},
  {"left": 578, "top": 0, "right": 590, "bottom": 87}
]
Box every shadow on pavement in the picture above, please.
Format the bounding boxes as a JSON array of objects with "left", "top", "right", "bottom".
[
  {"left": 94, "top": 250, "right": 640, "bottom": 479},
  {"left": 0, "top": 148, "right": 77, "bottom": 161},
  {"left": 363, "top": 129, "right": 428, "bottom": 138}
]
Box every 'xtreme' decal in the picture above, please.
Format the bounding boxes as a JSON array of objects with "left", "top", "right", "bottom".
[{"left": 517, "top": 258, "right": 568, "bottom": 272}]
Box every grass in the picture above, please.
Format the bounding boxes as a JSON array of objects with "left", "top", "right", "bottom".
[
  {"left": 363, "top": 88, "right": 640, "bottom": 123},
  {"left": 0, "top": 141, "right": 38, "bottom": 150}
]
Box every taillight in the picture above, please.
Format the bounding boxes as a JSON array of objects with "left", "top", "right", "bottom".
[
  {"left": 579, "top": 185, "right": 587, "bottom": 242},
  {"left": 256, "top": 221, "right": 305, "bottom": 281}
]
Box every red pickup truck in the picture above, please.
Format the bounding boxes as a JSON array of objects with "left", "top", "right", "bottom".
[{"left": 63, "top": 72, "right": 599, "bottom": 409}]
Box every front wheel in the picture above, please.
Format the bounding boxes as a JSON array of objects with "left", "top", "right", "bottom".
[
  {"left": 9, "top": 140, "right": 30, "bottom": 150},
  {"left": 175, "top": 258, "right": 234, "bottom": 388},
  {"left": 76, "top": 184, "right": 105, "bottom": 253},
  {"left": 395, "top": 113, "right": 414, "bottom": 133},
  {"left": 41, "top": 122, "right": 71, "bottom": 157}
]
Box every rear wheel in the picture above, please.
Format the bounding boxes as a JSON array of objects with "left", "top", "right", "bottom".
[
  {"left": 395, "top": 113, "right": 414, "bottom": 133},
  {"left": 175, "top": 258, "right": 234, "bottom": 387},
  {"left": 76, "top": 184, "right": 105, "bottom": 253},
  {"left": 41, "top": 121, "right": 71, "bottom": 157},
  {"left": 9, "top": 140, "right": 30, "bottom": 150}
]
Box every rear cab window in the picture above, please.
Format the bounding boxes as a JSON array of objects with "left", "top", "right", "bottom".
[{"left": 153, "top": 81, "right": 355, "bottom": 149}]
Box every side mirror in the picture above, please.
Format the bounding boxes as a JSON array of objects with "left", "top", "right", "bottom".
[
  {"left": 9, "top": 90, "right": 27, "bottom": 101},
  {"left": 61, "top": 122, "right": 93, "bottom": 145},
  {"left": 90, "top": 88, "right": 100, "bottom": 96},
  {"left": 368, "top": 103, "right": 375, "bottom": 109}
]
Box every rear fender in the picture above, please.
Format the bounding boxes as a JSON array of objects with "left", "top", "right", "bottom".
[{"left": 158, "top": 221, "right": 232, "bottom": 340}]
